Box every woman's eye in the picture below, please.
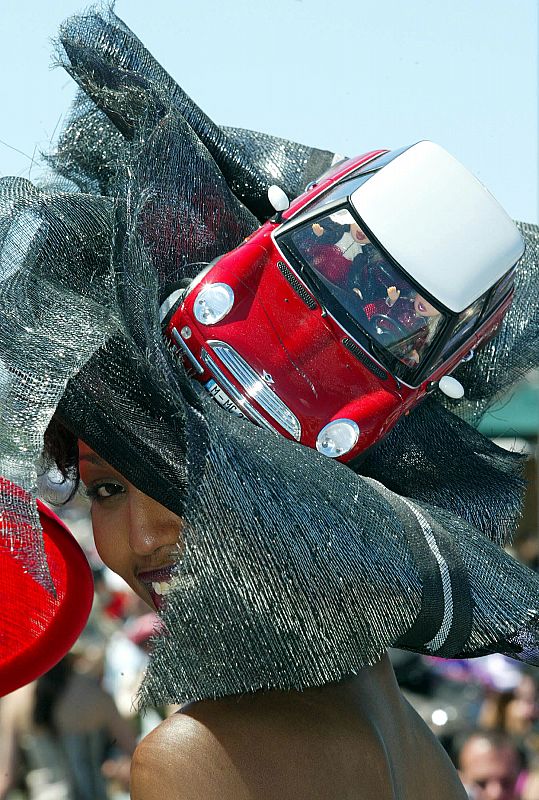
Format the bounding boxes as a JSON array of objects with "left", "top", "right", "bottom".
[{"left": 85, "top": 482, "right": 125, "bottom": 500}]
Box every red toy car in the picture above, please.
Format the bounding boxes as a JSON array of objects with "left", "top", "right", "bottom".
[{"left": 161, "top": 141, "right": 524, "bottom": 464}]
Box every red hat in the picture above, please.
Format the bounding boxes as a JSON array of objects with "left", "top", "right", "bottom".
[{"left": 0, "top": 496, "right": 93, "bottom": 696}]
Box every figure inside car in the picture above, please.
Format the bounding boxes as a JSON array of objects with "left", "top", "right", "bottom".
[
  {"left": 363, "top": 286, "right": 443, "bottom": 365},
  {"left": 290, "top": 210, "right": 445, "bottom": 367},
  {"left": 295, "top": 209, "right": 387, "bottom": 296}
]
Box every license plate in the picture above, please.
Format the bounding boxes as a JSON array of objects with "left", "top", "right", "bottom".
[{"left": 205, "top": 379, "right": 245, "bottom": 418}]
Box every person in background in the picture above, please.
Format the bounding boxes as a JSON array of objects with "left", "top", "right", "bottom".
[
  {"left": 457, "top": 730, "right": 525, "bottom": 800},
  {"left": 0, "top": 649, "right": 137, "bottom": 800}
]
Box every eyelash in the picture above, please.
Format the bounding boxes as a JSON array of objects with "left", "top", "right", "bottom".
[{"left": 84, "top": 482, "right": 125, "bottom": 502}]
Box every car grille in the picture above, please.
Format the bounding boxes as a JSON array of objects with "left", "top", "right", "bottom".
[{"left": 204, "top": 341, "right": 302, "bottom": 441}]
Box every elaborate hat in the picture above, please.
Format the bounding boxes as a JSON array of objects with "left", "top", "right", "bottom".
[{"left": 1, "top": 9, "right": 539, "bottom": 705}]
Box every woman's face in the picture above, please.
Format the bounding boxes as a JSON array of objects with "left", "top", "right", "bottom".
[
  {"left": 78, "top": 441, "right": 183, "bottom": 610},
  {"left": 349, "top": 223, "right": 369, "bottom": 245},
  {"left": 414, "top": 294, "right": 439, "bottom": 318}
]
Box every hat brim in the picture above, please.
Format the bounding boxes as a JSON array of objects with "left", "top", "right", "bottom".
[{"left": 0, "top": 500, "right": 93, "bottom": 696}]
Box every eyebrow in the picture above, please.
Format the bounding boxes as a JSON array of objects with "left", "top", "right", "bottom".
[{"left": 78, "top": 453, "right": 107, "bottom": 465}]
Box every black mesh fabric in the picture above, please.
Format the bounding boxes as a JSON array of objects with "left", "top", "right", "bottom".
[
  {"left": 360, "top": 397, "right": 526, "bottom": 547},
  {"left": 442, "top": 221, "right": 539, "bottom": 426},
  {"left": 53, "top": 7, "right": 336, "bottom": 219},
  {"left": 1, "top": 8, "right": 539, "bottom": 706}
]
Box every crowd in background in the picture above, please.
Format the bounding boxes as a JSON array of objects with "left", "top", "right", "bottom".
[{"left": 0, "top": 449, "right": 538, "bottom": 800}]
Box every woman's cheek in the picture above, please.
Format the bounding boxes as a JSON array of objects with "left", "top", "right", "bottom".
[{"left": 91, "top": 510, "right": 121, "bottom": 571}]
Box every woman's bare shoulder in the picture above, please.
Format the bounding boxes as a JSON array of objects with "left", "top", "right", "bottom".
[
  {"left": 130, "top": 681, "right": 467, "bottom": 800},
  {"left": 130, "top": 712, "right": 253, "bottom": 800}
]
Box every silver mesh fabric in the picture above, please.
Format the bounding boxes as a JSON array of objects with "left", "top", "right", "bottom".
[
  {"left": 0, "top": 183, "right": 116, "bottom": 588},
  {"left": 0, "top": 8, "right": 539, "bottom": 706}
]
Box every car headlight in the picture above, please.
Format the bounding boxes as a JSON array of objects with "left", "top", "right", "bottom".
[
  {"left": 193, "top": 283, "right": 234, "bottom": 325},
  {"left": 316, "top": 419, "right": 359, "bottom": 458}
]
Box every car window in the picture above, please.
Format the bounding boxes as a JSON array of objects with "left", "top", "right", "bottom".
[
  {"left": 283, "top": 208, "right": 445, "bottom": 372},
  {"left": 486, "top": 269, "right": 514, "bottom": 313},
  {"left": 293, "top": 172, "right": 373, "bottom": 220},
  {"left": 438, "top": 297, "right": 485, "bottom": 360}
]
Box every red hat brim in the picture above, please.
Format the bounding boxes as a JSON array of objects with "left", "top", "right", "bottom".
[{"left": 0, "top": 499, "right": 94, "bottom": 696}]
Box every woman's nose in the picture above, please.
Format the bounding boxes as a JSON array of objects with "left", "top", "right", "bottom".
[{"left": 127, "top": 489, "right": 182, "bottom": 555}]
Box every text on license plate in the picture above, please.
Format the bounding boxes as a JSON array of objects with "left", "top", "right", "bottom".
[{"left": 205, "top": 380, "right": 245, "bottom": 418}]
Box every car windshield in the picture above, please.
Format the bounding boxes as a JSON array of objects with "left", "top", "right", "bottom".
[{"left": 282, "top": 208, "right": 446, "bottom": 371}]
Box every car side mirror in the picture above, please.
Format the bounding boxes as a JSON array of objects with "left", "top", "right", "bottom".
[
  {"left": 268, "top": 185, "right": 290, "bottom": 221},
  {"left": 438, "top": 375, "right": 465, "bottom": 399}
]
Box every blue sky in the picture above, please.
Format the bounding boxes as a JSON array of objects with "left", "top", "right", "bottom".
[{"left": 1, "top": 1, "right": 537, "bottom": 222}]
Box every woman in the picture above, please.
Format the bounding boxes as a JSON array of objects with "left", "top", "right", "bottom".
[
  {"left": 39, "top": 435, "right": 463, "bottom": 799},
  {"left": 2, "top": 8, "right": 539, "bottom": 799}
]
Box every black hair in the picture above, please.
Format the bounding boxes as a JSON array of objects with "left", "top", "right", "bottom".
[{"left": 42, "top": 415, "right": 80, "bottom": 502}]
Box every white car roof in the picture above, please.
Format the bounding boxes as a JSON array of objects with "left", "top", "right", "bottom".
[{"left": 350, "top": 141, "right": 524, "bottom": 312}]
